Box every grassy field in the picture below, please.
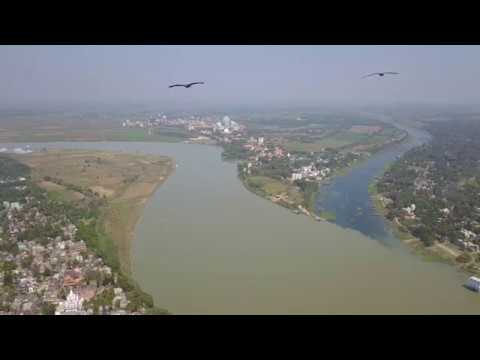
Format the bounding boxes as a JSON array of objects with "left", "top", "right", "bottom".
[
  {"left": 247, "top": 176, "right": 288, "bottom": 195},
  {"left": 0, "top": 127, "right": 189, "bottom": 143},
  {"left": 102, "top": 128, "right": 189, "bottom": 143},
  {"left": 15, "top": 149, "right": 174, "bottom": 273},
  {"left": 283, "top": 126, "right": 405, "bottom": 152},
  {"left": 244, "top": 175, "right": 304, "bottom": 207},
  {"left": 41, "top": 181, "right": 85, "bottom": 202}
]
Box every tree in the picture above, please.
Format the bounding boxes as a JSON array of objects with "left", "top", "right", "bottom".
[
  {"left": 21, "top": 255, "right": 33, "bottom": 269},
  {"left": 41, "top": 302, "right": 56, "bottom": 315},
  {"left": 412, "top": 226, "right": 435, "bottom": 247},
  {"left": 3, "top": 270, "right": 14, "bottom": 286}
]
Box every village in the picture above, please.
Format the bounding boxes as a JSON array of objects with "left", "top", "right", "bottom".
[
  {"left": 120, "top": 114, "right": 367, "bottom": 215},
  {"left": 121, "top": 114, "right": 247, "bottom": 140},
  {"left": 240, "top": 135, "right": 334, "bottom": 182},
  {"left": 0, "top": 171, "right": 151, "bottom": 315},
  {"left": 374, "top": 119, "right": 480, "bottom": 280}
]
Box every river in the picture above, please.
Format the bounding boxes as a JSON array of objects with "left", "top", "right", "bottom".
[
  {"left": 5, "top": 140, "right": 480, "bottom": 314},
  {"left": 316, "top": 125, "right": 431, "bottom": 247}
]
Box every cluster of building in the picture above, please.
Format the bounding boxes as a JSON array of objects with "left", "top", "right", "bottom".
[
  {"left": 0, "top": 189, "right": 145, "bottom": 315},
  {"left": 240, "top": 136, "right": 335, "bottom": 184},
  {"left": 0, "top": 146, "right": 33, "bottom": 154},
  {"left": 121, "top": 114, "right": 245, "bottom": 137},
  {"left": 454, "top": 229, "right": 480, "bottom": 253},
  {"left": 379, "top": 159, "right": 480, "bottom": 258},
  {"left": 244, "top": 137, "right": 287, "bottom": 161},
  {"left": 290, "top": 164, "right": 331, "bottom": 182},
  {"left": 213, "top": 116, "right": 242, "bottom": 134},
  {"left": 396, "top": 202, "right": 480, "bottom": 253}
]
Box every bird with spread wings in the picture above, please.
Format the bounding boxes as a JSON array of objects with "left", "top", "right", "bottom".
[
  {"left": 362, "top": 72, "right": 399, "bottom": 78},
  {"left": 169, "top": 82, "right": 205, "bottom": 88}
]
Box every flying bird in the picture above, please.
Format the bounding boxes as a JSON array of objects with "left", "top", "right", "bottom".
[
  {"left": 169, "top": 82, "right": 205, "bottom": 88},
  {"left": 362, "top": 72, "right": 399, "bottom": 78}
]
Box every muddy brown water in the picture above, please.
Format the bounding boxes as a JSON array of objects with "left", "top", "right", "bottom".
[{"left": 6, "top": 141, "right": 480, "bottom": 314}]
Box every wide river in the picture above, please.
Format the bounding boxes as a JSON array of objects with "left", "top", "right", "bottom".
[{"left": 6, "top": 140, "right": 480, "bottom": 314}]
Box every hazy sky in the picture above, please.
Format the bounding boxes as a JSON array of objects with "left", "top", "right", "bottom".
[{"left": 1, "top": 45, "right": 480, "bottom": 108}]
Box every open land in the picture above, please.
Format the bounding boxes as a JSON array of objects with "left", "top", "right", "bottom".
[{"left": 13, "top": 149, "right": 174, "bottom": 273}]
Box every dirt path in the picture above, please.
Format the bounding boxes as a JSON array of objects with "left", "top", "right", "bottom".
[{"left": 434, "top": 242, "right": 461, "bottom": 258}]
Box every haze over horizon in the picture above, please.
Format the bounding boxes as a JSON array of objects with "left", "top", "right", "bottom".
[{"left": 1, "top": 45, "right": 480, "bottom": 110}]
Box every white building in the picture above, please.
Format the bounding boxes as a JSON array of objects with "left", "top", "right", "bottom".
[
  {"left": 258, "top": 137, "right": 264, "bottom": 145},
  {"left": 55, "top": 289, "right": 86, "bottom": 315},
  {"left": 5, "top": 202, "right": 22, "bottom": 211},
  {"left": 320, "top": 168, "right": 331, "bottom": 177},
  {"left": 403, "top": 204, "right": 416, "bottom": 216},
  {"left": 223, "top": 116, "right": 231, "bottom": 128},
  {"left": 466, "top": 276, "right": 480, "bottom": 292},
  {"left": 461, "top": 229, "right": 476, "bottom": 240},
  {"left": 291, "top": 173, "right": 303, "bottom": 181},
  {"left": 230, "top": 120, "right": 240, "bottom": 131},
  {"left": 440, "top": 208, "right": 450, "bottom": 215}
]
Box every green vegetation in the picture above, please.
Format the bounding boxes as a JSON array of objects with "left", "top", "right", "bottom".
[
  {"left": 0, "top": 155, "right": 31, "bottom": 202},
  {"left": 103, "top": 128, "right": 189, "bottom": 143},
  {"left": 320, "top": 210, "right": 336, "bottom": 221},
  {"left": 375, "top": 119, "right": 480, "bottom": 273},
  {"left": 246, "top": 176, "right": 288, "bottom": 195},
  {"left": 57, "top": 189, "right": 167, "bottom": 313},
  {"left": 40, "top": 302, "right": 56, "bottom": 315},
  {"left": 283, "top": 126, "right": 406, "bottom": 153},
  {"left": 0, "top": 154, "right": 167, "bottom": 314},
  {"left": 376, "top": 120, "right": 480, "bottom": 247},
  {"left": 412, "top": 246, "right": 456, "bottom": 265},
  {"left": 294, "top": 179, "right": 319, "bottom": 211},
  {"left": 222, "top": 141, "right": 251, "bottom": 160},
  {"left": 77, "top": 216, "right": 120, "bottom": 272},
  {"left": 240, "top": 175, "right": 301, "bottom": 210}
]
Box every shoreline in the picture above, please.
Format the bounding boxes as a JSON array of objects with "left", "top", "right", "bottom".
[
  {"left": 10, "top": 149, "right": 175, "bottom": 276},
  {"left": 368, "top": 180, "right": 474, "bottom": 270},
  {"left": 236, "top": 148, "right": 395, "bottom": 224},
  {"left": 239, "top": 174, "right": 326, "bottom": 222},
  {"left": 14, "top": 149, "right": 175, "bottom": 313},
  {"left": 103, "top": 162, "right": 175, "bottom": 274}
]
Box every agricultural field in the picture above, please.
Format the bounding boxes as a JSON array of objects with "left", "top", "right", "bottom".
[{"left": 282, "top": 126, "right": 405, "bottom": 152}]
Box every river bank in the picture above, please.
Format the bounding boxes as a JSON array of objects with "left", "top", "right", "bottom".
[
  {"left": 369, "top": 180, "right": 462, "bottom": 265},
  {"left": 15, "top": 149, "right": 175, "bottom": 274},
  {"left": 369, "top": 160, "right": 480, "bottom": 277},
  {"left": 365, "top": 132, "right": 461, "bottom": 264},
  {"left": 237, "top": 157, "right": 371, "bottom": 223},
  {"left": 127, "top": 141, "right": 480, "bottom": 314},
  {"left": 7, "top": 140, "right": 479, "bottom": 314}
]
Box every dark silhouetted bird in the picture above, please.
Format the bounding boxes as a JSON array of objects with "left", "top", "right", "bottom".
[
  {"left": 169, "top": 82, "right": 205, "bottom": 88},
  {"left": 362, "top": 72, "right": 399, "bottom": 78}
]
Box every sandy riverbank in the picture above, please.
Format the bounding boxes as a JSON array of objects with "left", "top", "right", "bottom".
[{"left": 14, "top": 149, "right": 175, "bottom": 274}]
